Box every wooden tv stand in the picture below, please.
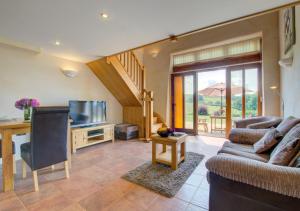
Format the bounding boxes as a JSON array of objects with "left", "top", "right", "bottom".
[{"left": 71, "top": 123, "right": 115, "bottom": 153}]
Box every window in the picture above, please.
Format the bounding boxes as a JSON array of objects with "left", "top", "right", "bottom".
[{"left": 173, "top": 38, "right": 261, "bottom": 66}]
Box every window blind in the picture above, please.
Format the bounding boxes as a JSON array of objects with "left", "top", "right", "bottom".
[{"left": 173, "top": 38, "right": 261, "bottom": 66}]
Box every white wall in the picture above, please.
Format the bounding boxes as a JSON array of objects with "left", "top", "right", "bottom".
[
  {"left": 0, "top": 43, "right": 122, "bottom": 160},
  {"left": 143, "top": 12, "right": 280, "bottom": 125},
  {"left": 279, "top": 6, "right": 300, "bottom": 117}
]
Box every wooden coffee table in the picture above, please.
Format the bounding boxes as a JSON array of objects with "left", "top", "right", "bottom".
[{"left": 151, "top": 133, "right": 187, "bottom": 170}]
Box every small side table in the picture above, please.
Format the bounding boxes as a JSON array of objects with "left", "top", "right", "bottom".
[{"left": 151, "top": 133, "right": 187, "bottom": 170}]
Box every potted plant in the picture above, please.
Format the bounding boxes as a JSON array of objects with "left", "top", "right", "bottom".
[{"left": 15, "top": 98, "right": 40, "bottom": 121}]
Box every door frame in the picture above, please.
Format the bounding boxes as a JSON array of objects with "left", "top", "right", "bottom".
[
  {"left": 225, "top": 63, "right": 262, "bottom": 136},
  {"left": 171, "top": 62, "right": 262, "bottom": 137},
  {"left": 171, "top": 72, "right": 198, "bottom": 135}
]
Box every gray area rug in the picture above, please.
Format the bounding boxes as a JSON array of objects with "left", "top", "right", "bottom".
[{"left": 122, "top": 152, "right": 204, "bottom": 197}]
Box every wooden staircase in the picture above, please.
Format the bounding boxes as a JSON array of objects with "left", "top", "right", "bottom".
[
  {"left": 152, "top": 112, "right": 167, "bottom": 134},
  {"left": 87, "top": 51, "right": 166, "bottom": 140}
]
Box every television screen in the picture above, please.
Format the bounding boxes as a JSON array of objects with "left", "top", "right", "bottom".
[{"left": 69, "top": 100, "right": 106, "bottom": 126}]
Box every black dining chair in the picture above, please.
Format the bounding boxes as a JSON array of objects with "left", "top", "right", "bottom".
[
  {"left": 0, "top": 139, "right": 16, "bottom": 174},
  {"left": 20, "top": 107, "right": 70, "bottom": 191}
]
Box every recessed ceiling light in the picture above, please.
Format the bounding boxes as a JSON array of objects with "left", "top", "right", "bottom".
[
  {"left": 55, "top": 41, "right": 61, "bottom": 46},
  {"left": 100, "top": 13, "right": 109, "bottom": 19}
]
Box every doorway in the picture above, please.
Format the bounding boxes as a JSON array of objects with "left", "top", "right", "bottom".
[
  {"left": 226, "top": 64, "right": 262, "bottom": 135},
  {"left": 171, "top": 73, "right": 197, "bottom": 134},
  {"left": 171, "top": 63, "right": 262, "bottom": 137},
  {"left": 197, "top": 69, "right": 226, "bottom": 137}
]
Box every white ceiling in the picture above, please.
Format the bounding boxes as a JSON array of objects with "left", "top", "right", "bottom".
[{"left": 0, "top": 0, "right": 297, "bottom": 62}]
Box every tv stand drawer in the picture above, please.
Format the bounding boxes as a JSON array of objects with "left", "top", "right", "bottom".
[
  {"left": 72, "top": 131, "right": 88, "bottom": 148},
  {"left": 104, "top": 127, "right": 113, "bottom": 140}
]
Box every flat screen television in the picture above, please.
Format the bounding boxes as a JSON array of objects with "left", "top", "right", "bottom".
[{"left": 69, "top": 100, "right": 107, "bottom": 127}]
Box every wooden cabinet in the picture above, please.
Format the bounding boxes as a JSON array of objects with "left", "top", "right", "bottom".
[
  {"left": 104, "top": 127, "right": 114, "bottom": 140},
  {"left": 71, "top": 124, "right": 115, "bottom": 153}
]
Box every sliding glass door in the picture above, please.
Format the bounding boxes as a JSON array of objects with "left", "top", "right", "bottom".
[
  {"left": 226, "top": 64, "right": 262, "bottom": 134},
  {"left": 171, "top": 63, "right": 262, "bottom": 137}
]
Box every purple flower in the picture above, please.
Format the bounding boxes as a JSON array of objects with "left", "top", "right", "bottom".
[
  {"left": 30, "top": 99, "right": 40, "bottom": 107},
  {"left": 15, "top": 98, "right": 40, "bottom": 110}
]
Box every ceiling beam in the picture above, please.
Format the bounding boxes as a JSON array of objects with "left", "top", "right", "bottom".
[
  {"left": 0, "top": 37, "right": 41, "bottom": 53},
  {"left": 108, "top": 0, "right": 300, "bottom": 57}
]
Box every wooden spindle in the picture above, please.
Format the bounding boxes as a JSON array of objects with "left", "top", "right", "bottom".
[
  {"left": 137, "top": 66, "right": 140, "bottom": 87},
  {"left": 124, "top": 52, "right": 127, "bottom": 70}
]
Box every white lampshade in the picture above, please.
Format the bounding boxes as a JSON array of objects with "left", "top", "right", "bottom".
[
  {"left": 61, "top": 68, "right": 78, "bottom": 78},
  {"left": 278, "top": 57, "right": 293, "bottom": 68}
]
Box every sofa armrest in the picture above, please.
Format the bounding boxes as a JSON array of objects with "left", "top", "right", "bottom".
[
  {"left": 229, "top": 128, "right": 269, "bottom": 145},
  {"left": 234, "top": 117, "right": 268, "bottom": 128},
  {"left": 206, "top": 154, "right": 300, "bottom": 198}
]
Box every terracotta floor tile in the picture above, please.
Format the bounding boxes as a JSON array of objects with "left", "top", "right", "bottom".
[
  {"left": 54, "top": 174, "right": 100, "bottom": 202},
  {"left": 0, "top": 136, "right": 225, "bottom": 210},
  {"left": 103, "top": 178, "right": 135, "bottom": 195},
  {"left": 17, "top": 183, "right": 62, "bottom": 207},
  {"left": 124, "top": 185, "right": 159, "bottom": 210},
  {"left": 0, "top": 191, "right": 16, "bottom": 202},
  {"left": 62, "top": 203, "right": 86, "bottom": 211},
  {"left": 79, "top": 185, "right": 124, "bottom": 211},
  {"left": 103, "top": 196, "right": 145, "bottom": 211},
  {"left": 27, "top": 194, "right": 73, "bottom": 211},
  {"left": 0, "top": 196, "right": 27, "bottom": 211},
  {"left": 14, "top": 171, "right": 50, "bottom": 194},
  {"left": 74, "top": 165, "right": 118, "bottom": 187},
  {"left": 42, "top": 167, "right": 69, "bottom": 182}
]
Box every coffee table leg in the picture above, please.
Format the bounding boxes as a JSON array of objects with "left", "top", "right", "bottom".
[
  {"left": 171, "top": 143, "right": 178, "bottom": 170},
  {"left": 181, "top": 142, "right": 186, "bottom": 161},
  {"left": 162, "top": 144, "right": 166, "bottom": 153},
  {"left": 152, "top": 141, "right": 156, "bottom": 164}
]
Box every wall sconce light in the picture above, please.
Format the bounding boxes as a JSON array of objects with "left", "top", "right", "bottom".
[
  {"left": 150, "top": 50, "right": 159, "bottom": 58},
  {"left": 61, "top": 68, "right": 79, "bottom": 78},
  {"left": 270, "top": 86, "right": 284, "bottom": 117},
  {"left": 278, "top": 56, "right": 293, "bottom": 68}
]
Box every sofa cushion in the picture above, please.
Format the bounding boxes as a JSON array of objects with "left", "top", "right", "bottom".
[
  {"left": 253, "top": 129, "right": 282, "bottom": 153},
  {"left": 229, "top": 128, "right": 270, "bottom": 145},
  {"left": 290, "top": 151, "right": 300, "bottom": 167},
  {"left": 293, "top": 154, "right": 300, "bottom": 167},
  {"left": 269, "top": 124, "right": 300, "bottom": 166},
  {"left": 247, "top": 118, "right": 282, "bottom": 129},
  {"left": 276, "top": 116, "right": 300, "bottom": 135},
  {"left": 218, "top": 142, "right": 269, "bottom": 162}
]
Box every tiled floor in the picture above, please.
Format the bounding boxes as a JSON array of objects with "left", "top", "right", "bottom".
[{"left": 0, "top": 136, "right": 226, "bottom": 211}]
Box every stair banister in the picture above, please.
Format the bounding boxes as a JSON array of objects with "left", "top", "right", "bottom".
[{"left": 142, "top": 90, "right": 154, "bottom": 141}]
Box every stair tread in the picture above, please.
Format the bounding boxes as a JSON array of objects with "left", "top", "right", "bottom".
[{"left": 152, "top": 123, "right": 163, "bottom": 133}]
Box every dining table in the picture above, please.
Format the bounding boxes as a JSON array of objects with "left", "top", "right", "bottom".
[{"left": 0, "top": 119, "right": 72, "bottom": 192}]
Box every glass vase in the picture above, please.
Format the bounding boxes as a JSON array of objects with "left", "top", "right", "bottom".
[{"left": 24, "top": 107, "right": 31, "bottom": 121}]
